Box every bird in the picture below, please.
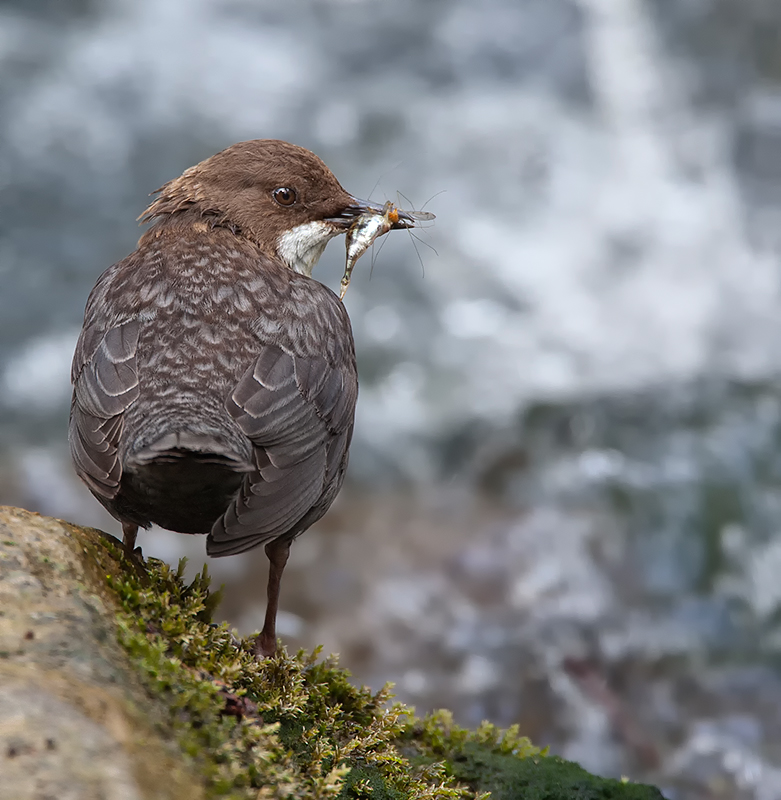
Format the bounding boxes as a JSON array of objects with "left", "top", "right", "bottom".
[{"left": 69, "top": 139, "right": 407, "bottom": 657}]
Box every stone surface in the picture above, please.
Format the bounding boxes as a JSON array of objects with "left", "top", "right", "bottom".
[{"left": 0, "top": 506, "right": 200, "bottom": 800}]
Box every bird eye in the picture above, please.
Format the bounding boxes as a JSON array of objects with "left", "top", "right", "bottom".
[{"left": 272, "top": 187, "right": 297, "bottom": 207}]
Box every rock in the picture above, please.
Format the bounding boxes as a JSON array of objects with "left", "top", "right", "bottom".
[
  {"left": 0, "top": 506, "right": 200, "bottom": 800},
  {"left": 0, "top": 506, "right": 665, "bottom": 799}
]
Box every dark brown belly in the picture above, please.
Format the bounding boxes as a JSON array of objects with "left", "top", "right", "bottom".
[{"left": 113, "top": 452, "right": 245, "bottom": 533}]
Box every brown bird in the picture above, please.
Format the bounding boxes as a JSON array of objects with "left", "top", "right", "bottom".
[{"left": 69, "top": 139, "right": 409, "bottom": 657}]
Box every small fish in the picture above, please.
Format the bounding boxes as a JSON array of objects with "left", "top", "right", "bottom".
[{"left": 339, "top": 201, "right": 435, "bottom": 300}]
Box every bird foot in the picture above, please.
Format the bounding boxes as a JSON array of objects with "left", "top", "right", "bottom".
[
  {"left": 122, "top": 544, "right": 150, "bottom": 585},
  {"left": 252, "top": 633, "right": 277, "bottom": 660}
]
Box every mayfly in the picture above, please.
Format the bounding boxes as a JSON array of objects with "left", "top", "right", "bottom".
[{"left": 339, "top": 201, "right": 436, "bottom": 300}]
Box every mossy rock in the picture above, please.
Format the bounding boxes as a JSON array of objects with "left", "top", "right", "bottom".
[{"left": 0, "top": 506, "right": 665, "bottom": 799}]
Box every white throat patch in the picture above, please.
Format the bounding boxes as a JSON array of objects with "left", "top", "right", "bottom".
[{"left": 276, "top": 220, "right": 340, "bottom": 277}]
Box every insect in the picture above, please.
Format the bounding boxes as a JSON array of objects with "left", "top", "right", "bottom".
[{"left": 339, "top": 201, "right": 436, "bottom": 300}]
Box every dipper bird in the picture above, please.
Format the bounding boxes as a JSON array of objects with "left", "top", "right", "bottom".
[{"left": 69, "top": 139, "right": 411, "bottom": 657}]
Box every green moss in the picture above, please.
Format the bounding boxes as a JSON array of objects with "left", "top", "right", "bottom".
[
  {"left": 447, "top": 744, "right": 661, "bottom": 800},
  {"left": 402, "top": 713, "right": 662, "bottom": 799},
  {"left": 93, "top": 539, "right": 663, "bottom": 800}
]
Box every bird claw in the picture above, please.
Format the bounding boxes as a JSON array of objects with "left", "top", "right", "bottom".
[
  {"left": 123, "top": 544, "right": 150, "bottom": 586},
  {"left": 252, "top": 632, "right": 278, "bottom": 660}
]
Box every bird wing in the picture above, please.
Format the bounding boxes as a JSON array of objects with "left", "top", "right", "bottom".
[
  {"left": 207, "top": 342, "right": 357, "bottom": 556},
  {"left": 68, "top": 320, "right": 140, "bottom": 499}
]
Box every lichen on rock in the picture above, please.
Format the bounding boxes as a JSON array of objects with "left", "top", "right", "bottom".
[{"left": 0, "top": 506, "right": 664, "bottom": 799}]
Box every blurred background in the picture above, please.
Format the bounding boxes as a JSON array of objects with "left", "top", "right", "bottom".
[{"left": 2, "top": 0, "right": 781, "bottom": 796}]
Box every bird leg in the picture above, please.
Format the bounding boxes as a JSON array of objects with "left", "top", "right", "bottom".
[
  {"left": 122, "top": 522, "right": 138, "bottom": 555},
  {"left": 120, "top": 522, "right": 148, "bottom": 583},
  {"left": 254, "top": 537, "right": 291, "bottom": 658}
]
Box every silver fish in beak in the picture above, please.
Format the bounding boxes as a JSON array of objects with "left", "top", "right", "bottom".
[{"left": 339, "top": 201, "right": 435, "bottom": 300}]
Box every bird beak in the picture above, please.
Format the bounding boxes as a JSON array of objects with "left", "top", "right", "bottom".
[{"left": 326, "top": 198, "right": 416, "bottom": 231}]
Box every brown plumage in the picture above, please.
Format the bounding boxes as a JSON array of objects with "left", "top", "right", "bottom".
[{"left": 69, "top": 140, "right": 389, "bottom": 657}]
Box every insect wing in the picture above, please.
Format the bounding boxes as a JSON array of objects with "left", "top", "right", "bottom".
[{"left": 407, "top": 210, "right": 436, "bottom": 221}]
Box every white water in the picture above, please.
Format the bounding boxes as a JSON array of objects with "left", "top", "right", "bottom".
[{"left": 2, "top": 0, "right": 779, "bottom": 471}]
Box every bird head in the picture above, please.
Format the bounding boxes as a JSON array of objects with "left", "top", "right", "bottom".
[{"left": 140, "top": 139, "right": 412, "bottom": 276}]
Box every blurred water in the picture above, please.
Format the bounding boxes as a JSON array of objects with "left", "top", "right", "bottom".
[{"left": 2, "top": 0, "right": 781, "bottom": 797}]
